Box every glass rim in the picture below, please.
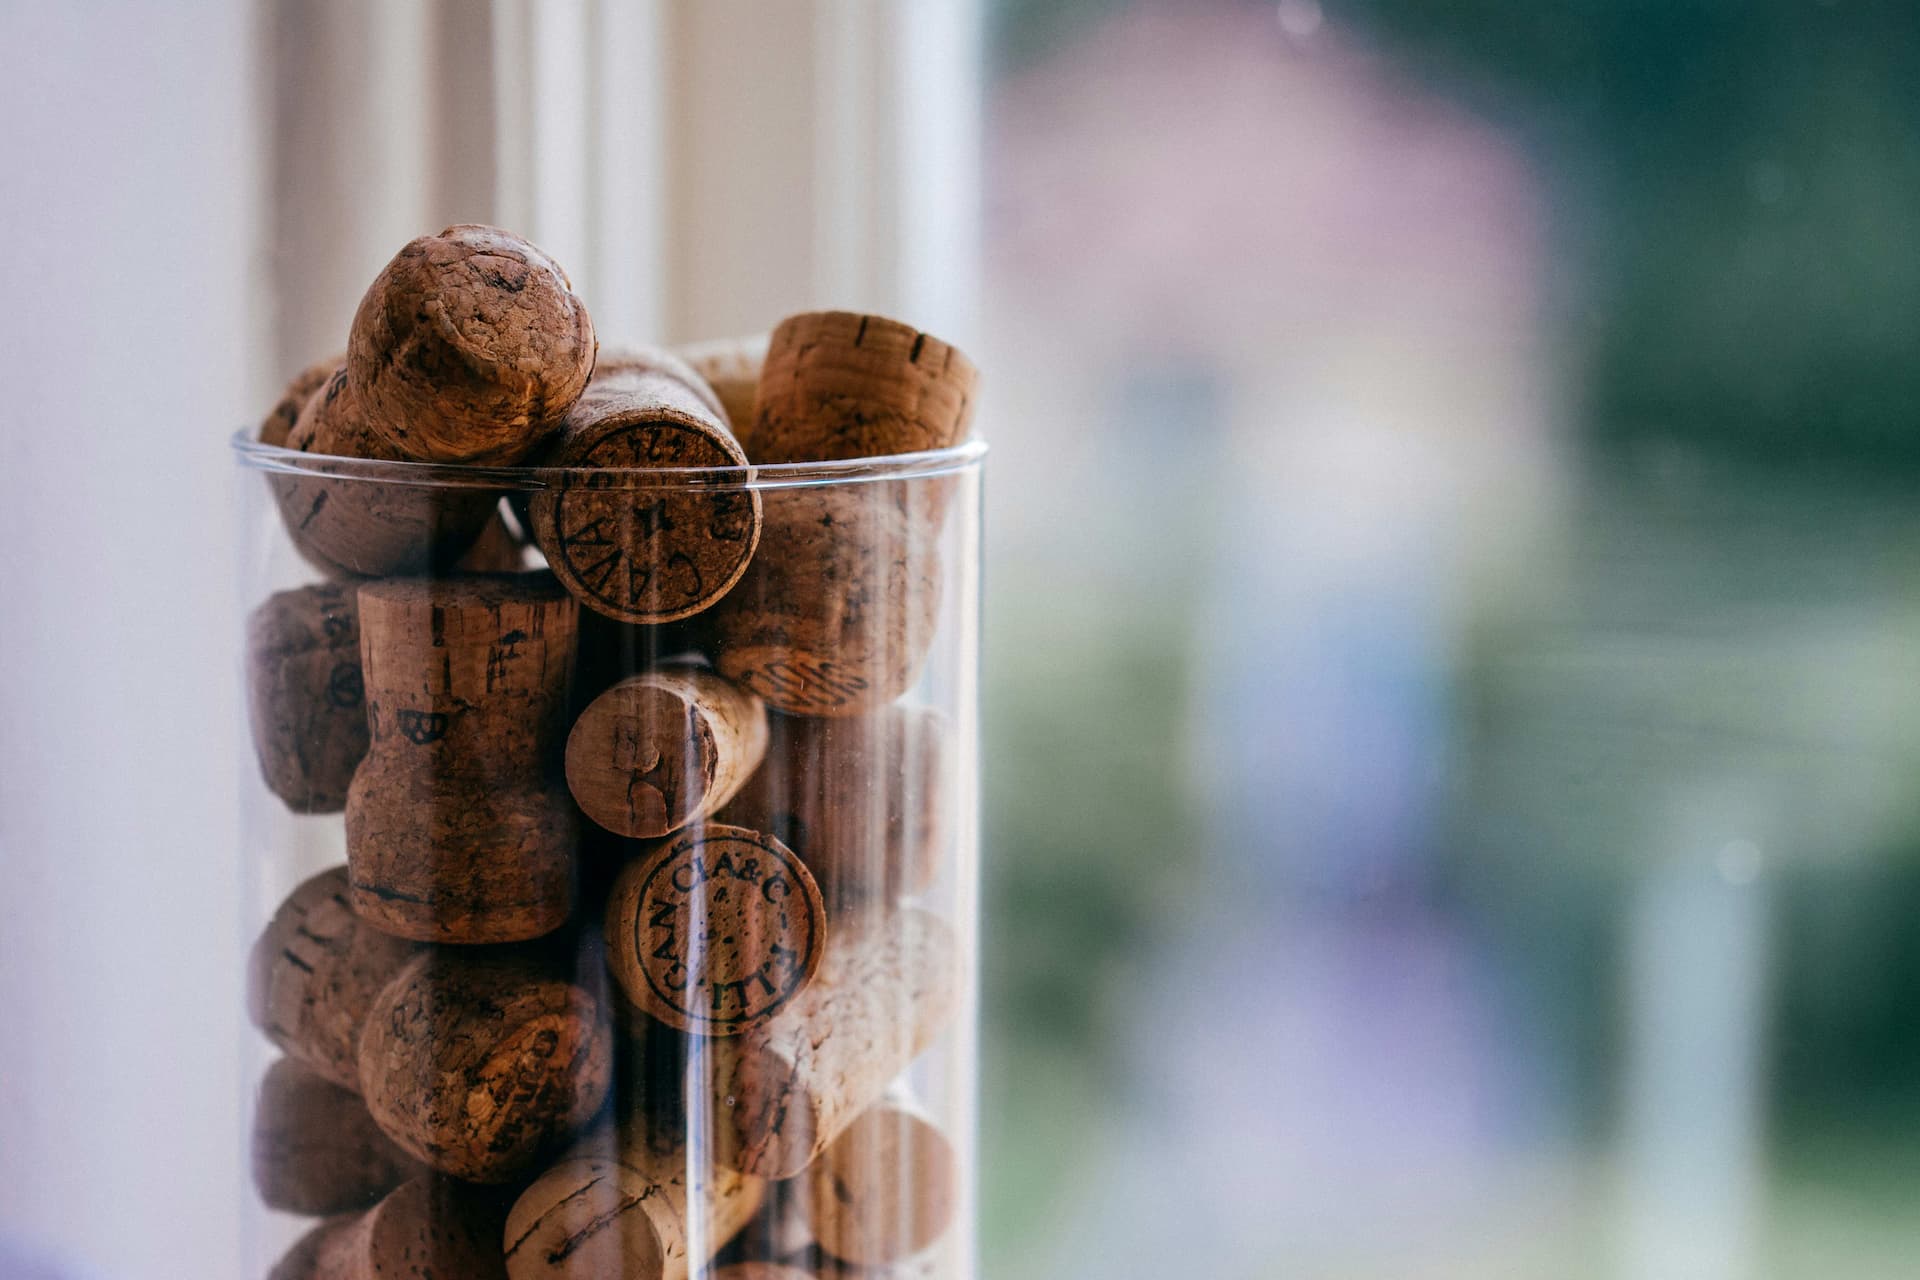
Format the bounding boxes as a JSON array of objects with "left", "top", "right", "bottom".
[{"left": 230, "top": 430, "right": 988, "bottom": 491}]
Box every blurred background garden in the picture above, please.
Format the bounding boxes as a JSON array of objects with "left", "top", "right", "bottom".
[{"left": 977, "top": 2, "right": 1920, "bottom": 1276}]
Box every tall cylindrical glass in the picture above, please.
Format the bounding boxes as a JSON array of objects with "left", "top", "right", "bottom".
[{"left": 233, "top": 435, "right": 983, "bottom": 1280}]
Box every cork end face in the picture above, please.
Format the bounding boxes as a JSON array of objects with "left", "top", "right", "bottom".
[
  {"left": 806, "top": 1104, "right": 960, "bottom": 1266},
  {"left": 606, "top": 825, "right": 826, "bottom": 1037},
  {"left": 530, "top": 406, "right": 763, "bottom": 626},
  {"left": 566, "top": 679, "right": 707, "bottom": 838}
]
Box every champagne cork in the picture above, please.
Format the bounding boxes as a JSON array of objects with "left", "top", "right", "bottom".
[
  {"left": 697, "top": 907, "right": 961, "bottom": 1178},
  {"left": 717, "top": 705, "right": 949, "bottom": 905},
  {"left": 752, "top": 313, "right": 976, "bottom": 464},
  {"left": 708, "top": 487, "right": 941, "bottom": 717},
  {"left": 252, "top": 1056, "right": 419, "bottom": 1216},
  {"left": 276, "top": 1178, "right": 512, "bottom": 1280},
  {"left": 346, "top": 573, "right": 579, "bottom": 944},
  {"left": 246, "top": 583, "right": 370, "bottom": 814},
  {"left": 358, "top": 950, "right": 614, "bottom": 1183},
  {"left": 248, "top": 866, "right": 423, "bottom": 1090},
  {"left": 673, "top": 333, "right": 769, "bottom": 439},
  {"left": 566, "top": 667, "right": 769, "bottom": 839},
  {"left": 350, "top": 224, "right": 596, "bottom": 465},
  {"left": 504, "top": 1117, "right": 765, "bottom": 1280},
  {"left": 262, "top": 354, "right": 344, "bottom": 448},
  {"left": 805, "top": 1099, "right": 958, "bottom": 1266},
  {"left": 274, "top": 365, "right": 501, "bottom": 577},
  {"left": 528, "top": 349, "right": 762, "bottom": 625},
  {"left": 604, "top": 825, "right": 826, "bottom": 1037}
]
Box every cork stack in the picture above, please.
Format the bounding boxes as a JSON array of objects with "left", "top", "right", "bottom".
[{"left": 246, "top": 226, "right": 976, "bottom": 1280}]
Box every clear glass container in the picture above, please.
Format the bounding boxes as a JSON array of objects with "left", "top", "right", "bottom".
[{"left": 233, "top": 434, "right": 984, "bottom": 1280}]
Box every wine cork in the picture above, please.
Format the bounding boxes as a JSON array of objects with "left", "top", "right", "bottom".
[
  {"left": 752, "top": 313, "right": 976, "bottom": 464},
  {"left": 346, "top": 573, "right": 579, "bottom": 944},
  {"left": 805, "top": 1100, "right": 958, "bottom": 1266},
  {"left": 566, "top": 667, "right": 769, "bottom": 839},
  {"left": 273, "top": 364, "right": 501, "bottom": 577},
  {"left": 358, "top": 950, "right": 614, "bottom": 1183},
  {"left": 673, "top": 333, "right": 769, "bottom": 440},
  {"left": 528, "top": 349, "right": 762, "bottom": 625},
  {"left": 504, "top": 1117, "right": 765, "bottom": 1280},
  {"left": 708, "top": 487, "right": 941, "bottom": 717},
  {"left": 717, "top": 705, "right": 949, "bottom": 905},
  {"left": 697, "top": 907, "right": 962, "bottom": 1178},
  {"left": 460, "top": 502, "right": 534, "bottom": 573},
  {"left": 248, "top": 866, "right": 423, "bottom": 1090},
  {"left": 246, "top": 583, "right": 370, "bottom": 814},
  {"left": 268, "top": 1216, "right": 354, "bottom": 1280},
  {"left": 350, "top": 224, "right": 596, "bottom": 465},
  {"left": 262, "top": 354, "right": 344, "bottom": 448},
  {"left": 278, "top": 1178, "right": 512, "bottom": 1280},
  {"left": 605, "top": 825, "right": 825, "bottom": 1037},
  {"left": 252, "top": 1057, "right": 419, "bottom": 1216}
]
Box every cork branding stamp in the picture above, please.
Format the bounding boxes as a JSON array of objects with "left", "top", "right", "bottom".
[
  {"left": 548, "top": 420, "right": 758, "bottom": 624},
  {"left": 608, "top": 824, "right": 825, "bottom": 1036}
]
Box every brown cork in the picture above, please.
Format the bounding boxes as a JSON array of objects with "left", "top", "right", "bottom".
[
  {"left": 751, "top": 313, "right": 976, "bottom": 464},
  {"left": 717, "top": 705, "right": 949, "bottom": 906},
  {"left": 566, "top": 667, "right": 768, "bottom": 839},
  {"left": 605, "top": 824, "right": 826, "bottom": 1037},
  {"left": 460, "top": 503, "right": 535, "bottom": 573},
  {"left": 248, "top": 866, "right": 423, "bottom": 1090},
  {"left": 285, "top": 1178, "right": 513, "bottom": 1280},
  {"left": 708, "top": 487, "right": 941, "bottom": 717},
  {"left": 273, "top": 365, "right": 501, "bottom": 578},
  {"left": 528, "top": 350, "right": 762, "bottom": 625},
  {"left": 246, "top": 583, "right": 370, "bottom": 814},
  {"left": 349, "top": 224, "right": 596, "bottom": 465},
  {"left": 262, "top": 354, "right": 344, "bottom": 448},
  {"left": 696, "top": 907, "right": 962, "bottom": 1179},
  {"left": 504, "top": 1118, "right": 765, "bottom": 1280},
  {"left": 673, "top": 334, "right": 770, "bottom": 440},
  {"left": 805, "top": 1100, "right": 958, "bottom": 1266},
  {"left": 358, "top": 950, "right": 613, "bottom": 1184},
  {"left": 268, "top": 1216, "right": 355, "bottom": 1280},
  {"left": 346, "top": 573, "right": 579, "bottom": 944},
  {"left": 252, "top": 1056, "right": 420, "bottom": 1216}
]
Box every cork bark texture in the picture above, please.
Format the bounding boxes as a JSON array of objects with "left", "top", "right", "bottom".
[
  {"left": 695, "top": 907, "right": 961, "bottom": 1179},
  {"left": 605, "top": 825, "right": 826, "bottom": 1037},
  {"left": 248, "top": 866, "right": 423, "bottom": 1090},
  {"left": 350, "top": 224, "right": 596, "bottom": 465},
  {"left": 751, "top": 313, "right": 976, "bottom": 463},
  {"left": 504, "top": 1120, "right": 765, "bottom": 1280},
  {"left": 358, "top": 952, "right": 613, "bottom": 1184},
  {"left": 273, "top": 364, "right": 500, "bottom": 577},
  {"left": 247, "top": 582, "right": 370, "bottom": 813},
  {"left": 528, "top": 350, "right": 761, "bottom": 625},
  {"left": 566, "top": 668, "right": 768, "bottom": 839},
  {"left": 346, "top": 573, "right": 579, "bottom": 944},
  {"left": 717, "top": 704, "right": 949, "bottom": 907},
  {"left": 708, "top": 487, "right": 942, "bottom": 717},
  {"left": 672, "top": 334, "right": 769, "bottom": 439},
  {"left": 252, "top": 1056, "right": 420, "bottom": 1217},
  {"left": 804, "top": 1100, "right": 958, "bottom": 1266}
]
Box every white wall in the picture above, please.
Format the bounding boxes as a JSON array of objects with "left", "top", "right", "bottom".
[{"left": 0, "top": 2, "right": 259, "bottom": 1276}]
